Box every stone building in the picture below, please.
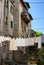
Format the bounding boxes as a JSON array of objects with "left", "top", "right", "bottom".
[
  {"left": 3, "top": 0, "right": 15, "bottom": 37},
  {"left": 0, "top": 0, "right": 33, "bottom": 64},
  {"left": 0, "top": 0, "right": 15, "bottom": 36},
  {"left": 13, "top": 0, "right": 33, "bottom": 38},
  {"left": 0, "top": 0, "right": 33, "bottom": 38}
]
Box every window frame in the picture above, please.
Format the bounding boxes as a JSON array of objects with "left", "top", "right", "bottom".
[{"left": 11, "top": 21, "right": 13, "bottom": 28}]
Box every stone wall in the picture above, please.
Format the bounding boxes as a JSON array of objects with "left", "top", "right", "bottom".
[
  {"left": 12, "top": 0, "right": 19, "bottom": 38},
  {"left": 0, "top": 0, "right": 4, "bottom": 35},
  {"left": 8, "top": 1, "right": 14, "bottom": 36}
]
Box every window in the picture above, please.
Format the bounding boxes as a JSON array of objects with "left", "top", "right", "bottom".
[
  {"left": 5, "top": 0, "right": 8, "bottom": 7},
  {"left": 21, "top": 21, "right": 23, "bottom": 31},
  {"left": 34, "top": 43, "right": 38, "bottom": 48},
  {"left": 11, "top": 21, "right": 13, "bottom": 28},
  {"left": 30, "top": 24, "right": 31, "bottom": 27},
  {"left": 3, "top": 45, "right": 6, "bottom": 53},
  {"left": 6, "top": 17, "right": 8, "bottom": 25},
  {"left": 10, "top": 5, "right": 14, "bottom": 15},
  {"left": 4, "top": 17, "right": 8, "bottom": 25},
  {"left": 0, "top": 19, "right": 1, "bottom": 26},
  {"left": 4, "top": 7, "right": 8, "bottom": 16},
  {"left": 24, "top": 23, "right": 26, "bottom": 32}
]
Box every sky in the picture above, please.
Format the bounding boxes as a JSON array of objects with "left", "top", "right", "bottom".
[{"left": 24, "top": 0, "right": 44, "bottom": 34}]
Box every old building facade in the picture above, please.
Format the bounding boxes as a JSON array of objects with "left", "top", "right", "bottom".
[
  {"left": 0, "top": 0, "right": 33, "bottom": 38},
  {"left": 0, "top": 0, "right": 33, "bottom": 64}
]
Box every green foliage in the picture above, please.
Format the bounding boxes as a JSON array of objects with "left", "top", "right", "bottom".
[
  {"left": 35, "top": 31, "right": 42, "bottom": 36},
  {"left": 38, "top": 49, "right": 44, "bottom": 54},
  {"left": 42, "top": 56, "right": 44, "bottom": 64},
  {"left": 32, "top": 29, "right": 43, "bottom": 36}
]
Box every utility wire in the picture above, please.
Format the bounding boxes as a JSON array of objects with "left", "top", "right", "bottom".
[
  {"left": 29, "top": 2, "right": 44, "bottom": 4},
  {"left": 35, "top": 29, "right": 44, "bottom": 30},
  {"left": 33, "top": 18, "right": 44, "bottom": 20},
  {"left": 32, "top": 29, "right": 44, "bottom": 30},
  {"left": 1, "top": 1, "right": 44, "bottom": 20},
  {"left": 1, "top": 1, "right": 44, "bottom": 4}
]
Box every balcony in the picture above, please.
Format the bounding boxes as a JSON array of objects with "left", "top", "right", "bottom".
[
  {"left": 0, "top": 36, "right": 34, "bottom": 47},
  {"left": 21, "top": 12, "right": 33, "bottom": 23}
]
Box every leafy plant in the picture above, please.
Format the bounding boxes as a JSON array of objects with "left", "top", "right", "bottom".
[{"left": 32, "top": 29, "right": 43, "bottom": 37}]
